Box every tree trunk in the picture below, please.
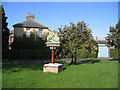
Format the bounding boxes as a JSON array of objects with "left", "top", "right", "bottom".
[
  {"left": 74, "top": 49, "right": 76, "bottom": 63},
  {"left": 74, "top": 49, "right": 77, "bottom": 65},
  {"left": 69, "top": 53, "right": 74, "bottom": 65}
]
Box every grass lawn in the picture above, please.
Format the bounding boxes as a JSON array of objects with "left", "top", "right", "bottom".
[{"left": 2, "top": 61, "right": 118, "bottom": 88}]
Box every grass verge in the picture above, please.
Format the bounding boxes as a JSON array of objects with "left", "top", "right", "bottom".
[{"left": 2, "top": 61, "right": 118, "bottom": 88}]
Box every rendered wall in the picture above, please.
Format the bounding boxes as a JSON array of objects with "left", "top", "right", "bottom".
[{"left": 14, "top": 27, "right": 52, "bottom": 39}]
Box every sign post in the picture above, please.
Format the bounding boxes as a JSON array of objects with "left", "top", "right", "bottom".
[
  {"left": 51, "top": 49, "right": 54, "bottom": 64},
  {"left": 43, "top": 33, "right": 63, "bottom": 73},
  {"left": 46, "top": 45, "right": 60, "bottom": 64}
]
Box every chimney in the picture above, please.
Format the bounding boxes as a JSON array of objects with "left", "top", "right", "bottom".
[
  {"left": 26, "top": 13, "right": 35, "bottom": 21},
  {"left": 96, "top": 36, "right": 98, "bottom": 41}
]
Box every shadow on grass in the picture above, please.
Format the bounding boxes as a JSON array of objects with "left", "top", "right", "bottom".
[
  {"left": 79, "top": 59, "right": 100, "bottom": 64},
  {"left": 4, "top": 58, "right": 118, "bottom": 72},
  {"left": 2, "top": 63, "right": 44, "bottom": 72},
  {"left": 109, "top": 58, "right": 120, "bottom": 61},
  {"left": 2, "top": 61, "right": 69, "bottom": 73},
  {"left": 69, "top": 58, "right": 120, "bottom": 66},
  {"left": 69, "top": 59, "right": 101, "bottom": 65}
]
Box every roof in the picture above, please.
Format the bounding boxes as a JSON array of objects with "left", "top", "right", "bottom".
[
  {"left": 13, "top": 20, "right": 48, "bottom": 29},
  {"left": 96, "top": 40, "right": 107, "bottom": 44}
]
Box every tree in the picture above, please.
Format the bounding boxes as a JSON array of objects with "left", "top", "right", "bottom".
[
  {"left": 56, "top": 21, "right": 97, "bottom": 64},
  {"left": 106, "top": 20, "right": 120, "bottom": 59},
  {"left": 1, "top": 5, "right": 10, "bottom": 49}
]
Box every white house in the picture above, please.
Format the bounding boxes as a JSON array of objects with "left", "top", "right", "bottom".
[{"left": 96, "top": 37, "right": 110, "bottom": 58}]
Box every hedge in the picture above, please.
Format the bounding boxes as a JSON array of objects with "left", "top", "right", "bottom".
[
  {"left": 110, "top": 49, "right": 118, "bottom": 59},
  {"left": 2, "top": 49, "right": 51, "bottom": 60}
]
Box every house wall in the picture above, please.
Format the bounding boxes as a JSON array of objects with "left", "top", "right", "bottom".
[
  {"left": 14, "top": 27, "right": 52, "bottom": 39},
  {"left": 9, "top": 30, "right": 14, "bottom": 44},
  {"left": 24, "top": 28, "right": 39, "bottom": 36},
  {"left": 14, "top": 27, "right": 26, "bottom": 36},
  {"left": 43, "top": 29, "right": 53, "bottom": 39}
]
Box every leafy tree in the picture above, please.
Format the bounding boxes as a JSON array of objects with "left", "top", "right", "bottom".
[
  {"left": 106, "top": 20, "right": 120, "bottom": 59},
  {"left": 1, "top": 5, "right": 10, "bottom": 49},
  {"left": 55, "top": 21, "right": 97, "bottom": 64}
]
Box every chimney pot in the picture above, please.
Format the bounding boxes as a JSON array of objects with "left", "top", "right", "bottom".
[
  {"left": 96, "top": 36, "right": 98, "bottom": 41},
  {"left": 26, "top": 13, "right": 35, "bottom": 21}
]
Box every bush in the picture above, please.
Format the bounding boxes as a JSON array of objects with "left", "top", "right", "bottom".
[
  {"left": 11, "top": 34, "right": 46, "bottom": 49},
  {"left": 2, "top": 49, "right": 9, "bottom": 59},
  {"left": 2, "top": 48, "right": 51, "bottom": 60},
  {"left": 110, "top": 49, "right": 118, "bottom": 59},
  {"left": 10, "top": 49, "right": 51, "bottom": 59},
  {"left": 9, "top": 49, "right": 51, "bottom": 60}
]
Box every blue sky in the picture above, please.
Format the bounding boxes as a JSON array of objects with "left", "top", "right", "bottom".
[{"left": 2, "top": 2, "right": 118, "bottom": 40}]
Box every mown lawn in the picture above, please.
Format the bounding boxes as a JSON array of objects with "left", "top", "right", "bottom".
[{"left": 2, "top": 61, "right": 118, "bottom": 88}]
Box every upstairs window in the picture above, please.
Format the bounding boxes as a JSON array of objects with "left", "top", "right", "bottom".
[
  {"left": 39, "top": 29, "right": 43, "bottom": 38},
  {"left": 26, "top": 28, "right": 30, "bottom": 37}
]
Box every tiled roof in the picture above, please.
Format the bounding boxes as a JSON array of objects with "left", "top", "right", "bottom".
[
  {"left": 13, "top": 20, "right": 48, "bottom": 29},
  {"left": 96, "top": 40, "right": 107, "bottom": 44}
]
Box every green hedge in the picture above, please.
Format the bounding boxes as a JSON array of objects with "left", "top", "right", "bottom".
[
  {"left": 110, "top": 49, "right": 118, "bottom": 59},
  {"left": 2, "top": 49, "right": 9, "bottom": 59},
  {"left": 2, "top": 49, "right": 51, "bottom": 60}
]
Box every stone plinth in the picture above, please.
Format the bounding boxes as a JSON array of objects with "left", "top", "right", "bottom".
[{"left": 43, "top": 63, "right": 63, "bottom": 73}]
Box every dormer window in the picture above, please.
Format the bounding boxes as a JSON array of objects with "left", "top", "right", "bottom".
[{"left": 26, "top": 28, "right": 30, "bottom": 37}]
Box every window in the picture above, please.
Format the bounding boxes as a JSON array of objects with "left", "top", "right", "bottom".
[
  {"left": 26, "top": 28, "right": 30, "bottom": 37},
  {"left": 39, "top": 30, "right": 43, "bottom": 38}
]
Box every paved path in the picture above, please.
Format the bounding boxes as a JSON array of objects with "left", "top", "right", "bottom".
[
  {"left": 57, "top": 58, "right": 120, "bottom": 62},
  {"left": 2, "top": 58, "right": 120, "bottom": 63}
]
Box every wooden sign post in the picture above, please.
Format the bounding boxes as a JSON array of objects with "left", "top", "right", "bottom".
[
  {"left": 43, "top": 33, "right": 63, "bottom": 73},
  {"left": 46, "top": 46, "right": 60, "bottom": 64},
  {"left": 52, "top": 49, "right": 54, "bottom": 64}
]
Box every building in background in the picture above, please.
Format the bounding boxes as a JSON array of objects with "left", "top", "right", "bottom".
[
  {"left": 8, "top": 14, "right": 53, "bottom": 49},
  {"left": 8, "top": 30, "right": 14, "bottom": 49},
  {"left": 13, "top": 14, "right": 52, "bottom": 38},
  {"left": 96, "top": 37, "right": 110, "bottom": 58}
]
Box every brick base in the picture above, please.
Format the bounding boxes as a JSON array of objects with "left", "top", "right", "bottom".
[{"left": 43, "top": 63, "right": 63, "bottom": 73}]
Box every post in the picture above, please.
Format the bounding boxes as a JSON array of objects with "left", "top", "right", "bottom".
[{"left": 51, "top": 49, "right": 54, "bottom": 64}]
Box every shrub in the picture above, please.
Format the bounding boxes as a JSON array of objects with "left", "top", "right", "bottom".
[
  {"left": 3, "top": 33, "right": 52, "bottom": 60},
  {"left": 2, "top": 49, "right": 9, "bottom": 59},
  {"left": 6, "top": 48, "right": 51, "bottom": 60},
  {"left": 110, "top": 49, "right": 118, "bottom": 59},
  {"left": 11, "top": 34, "right": 46, "bottom": 49}
]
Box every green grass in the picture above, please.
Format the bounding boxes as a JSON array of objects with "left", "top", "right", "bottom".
[{"left": 2, "top": 61, "right": 118, "bottom": 88}]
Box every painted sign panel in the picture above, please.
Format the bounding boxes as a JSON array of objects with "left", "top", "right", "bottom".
[{"left": 46, "top": 33, "right": 60, "bottom": 47}]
